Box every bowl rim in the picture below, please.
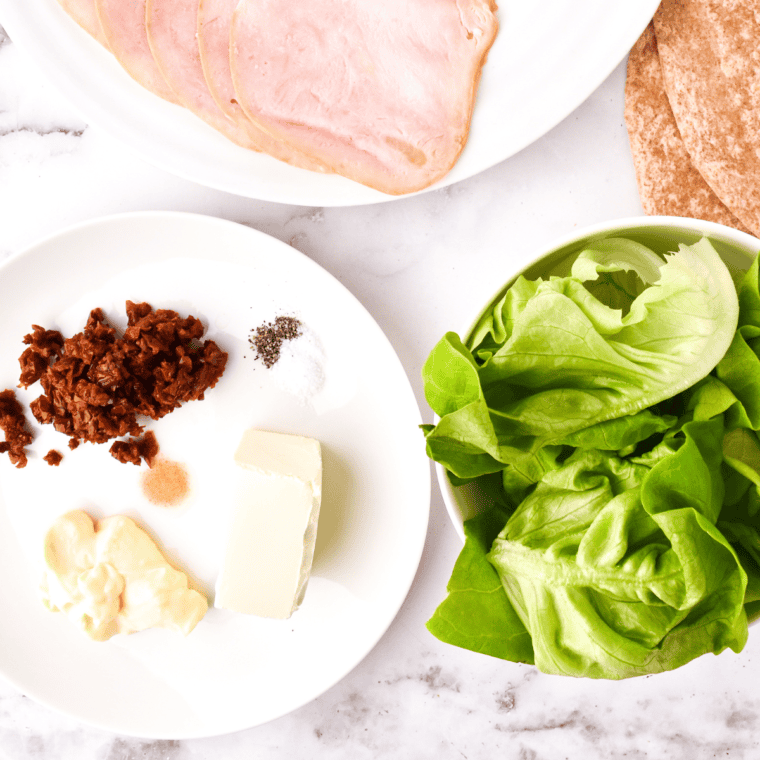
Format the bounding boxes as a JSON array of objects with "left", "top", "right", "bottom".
[{"left": 434, "top": 214, "right": 760, "bottom": 541}]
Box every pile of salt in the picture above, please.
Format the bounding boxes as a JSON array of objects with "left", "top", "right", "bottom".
[{"left": 250, "top": 316, "right": 325, "bottom": 404}]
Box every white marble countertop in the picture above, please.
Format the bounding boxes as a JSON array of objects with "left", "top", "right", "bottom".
[{"left": 2, "top": 17, "right": 760, "bottom": 760}]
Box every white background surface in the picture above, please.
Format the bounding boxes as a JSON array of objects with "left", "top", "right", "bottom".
[{"left": 2, "top": 10, "right": 760, "bottom": 760}]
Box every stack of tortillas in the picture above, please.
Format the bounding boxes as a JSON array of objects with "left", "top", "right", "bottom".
[{"left": 625, "top": 0, "right": 760, "bottom": 236}]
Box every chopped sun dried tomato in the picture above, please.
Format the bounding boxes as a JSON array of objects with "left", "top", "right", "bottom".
[{"left": 20, "top": 301, "right": 227, "bottom": 465}]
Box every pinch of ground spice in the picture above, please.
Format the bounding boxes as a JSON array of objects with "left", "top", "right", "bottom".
[{"left": 141, "top": 457, "right": 190, "bottom": 507}]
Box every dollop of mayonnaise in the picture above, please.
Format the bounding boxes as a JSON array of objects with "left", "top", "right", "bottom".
[{"left": 40, "top": 510, "right": 207, "bottom": 641}]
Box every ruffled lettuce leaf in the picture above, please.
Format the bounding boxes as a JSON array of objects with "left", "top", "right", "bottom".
[
  {"left": 717, "top": 252, "right": 760, "bottom": 430},
  {"left": 696, "top": 254, "right": 760, "bottom": 618},
  {"left": 555, "top": 408, "right": 678, "bottom": 452},
  {"left": 486, "top": 419, "right": 747, "bottom": 679},
  {"left": 423, "top": 238, "right": 739, "bottom": 480}
]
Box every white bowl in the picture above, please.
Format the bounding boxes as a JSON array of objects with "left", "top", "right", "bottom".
[{"left": 434, "top": 215, "right": 760, "bottom": 541}]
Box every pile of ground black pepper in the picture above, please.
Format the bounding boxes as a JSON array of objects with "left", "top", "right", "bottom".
[{"left": 249, "top": 315, "right": 302, "bottom": 368}]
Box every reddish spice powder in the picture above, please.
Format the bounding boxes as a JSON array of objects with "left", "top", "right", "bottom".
[{"left": 141, "top": 457, "right": 190, "bottom": 507}]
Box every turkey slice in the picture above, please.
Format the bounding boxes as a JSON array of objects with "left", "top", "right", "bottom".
[
  {"left": 95, "top": 0, "right": 179, "bottom": 103},
  {"left": 146, "top": 0, "right": 260, "bottom": 148},
  {"left": 230, "top": 0, "right": 498, "bottom": 195},
  {"left": 197, "top": 0, "right": 329, "bottom": 170},
  {"left": 57, "top": 0, "right": 109, "bottom": 47}
]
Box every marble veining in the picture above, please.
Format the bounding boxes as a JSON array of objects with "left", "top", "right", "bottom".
[
  {"left": 0, "top": 25, "right": 86, "bottom": 168},
  {"left": 1, "top": 13, "right": 760, "bottom": 760}
]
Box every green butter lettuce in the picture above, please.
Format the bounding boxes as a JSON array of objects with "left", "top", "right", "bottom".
[
  {"left": 424, "top": 236, "right": 760, "bottom": 679},
  {"left": 425, "top": 504, "right": 534, "bottom": 663},
  {"left": 717, "top": 253, "right": 760, "bottom": 430},
  {"left": 423, "top": 238, "right": 739, "bottom": 481},
  {"left": 488, "top": 419, "right": 747, "bottom": 679}
]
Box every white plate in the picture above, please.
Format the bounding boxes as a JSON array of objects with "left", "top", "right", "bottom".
[
  {"left": 0, "top": 212, "right": 431, "bottom": 738},
  {"left": 434, "top": 216, "right": 760, "bottom": 541},
  {"left": 0, "top": 0, "right": 659, "bottom": 206}
]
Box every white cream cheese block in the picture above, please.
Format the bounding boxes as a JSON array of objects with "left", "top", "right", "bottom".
[{"left": 214, "top": 429, "right": 322, "bottom": 619}]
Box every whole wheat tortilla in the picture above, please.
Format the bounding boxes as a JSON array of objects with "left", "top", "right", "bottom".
[
  {"left": 653, "top": 0, "right": 760, "bottom": 237},
  {"left": 625, "top": 22, "right": 749, "bottom": 233}
]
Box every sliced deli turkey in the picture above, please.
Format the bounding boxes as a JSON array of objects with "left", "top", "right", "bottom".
[
  {"left": 56, "top": 0, "right": 499, "bottom": 194},
  {"left": 197, "top": 0, "right": 329, "bottom": 171},
  {"left": 146, "top": 0, "right": 261, "bottom": 149},
  {"left": 95, "top": 0, "right": 179, "bottom": 103},
  {"left": 56, "top": 0, "right": 109, "bottom": 47},
  {"left": 230, "top": 0, "right": 499, "bottom": 195}
]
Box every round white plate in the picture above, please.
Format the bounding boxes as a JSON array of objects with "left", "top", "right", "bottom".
[
  {"left": 434, "top": 216, "right": 760, "bottom": 541},
  {"left": 0, "top": 0, "right": 659, "bottom": 206},
  {"left": 0, "top": 212, "right": 431, "bottom": 738}
]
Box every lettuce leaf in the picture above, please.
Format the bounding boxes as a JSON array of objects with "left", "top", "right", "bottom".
[
  {"left": 423, "top": 238, "right": 739, "bottom": 480},
  {"left": 425, "top": 505, "right": 534, "bottom": 663},
  {"left": 487, "top": 419, "right": 748, "bottom": 679},
  {"left": 717, "top": 253, "right": 760, "bottom": 430}
]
